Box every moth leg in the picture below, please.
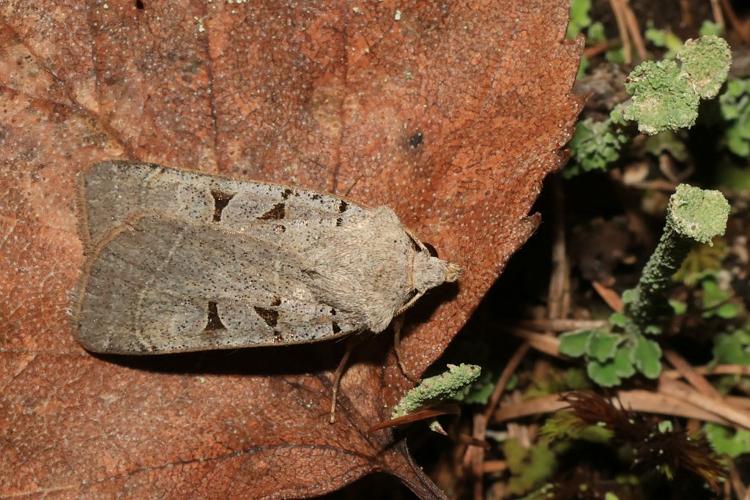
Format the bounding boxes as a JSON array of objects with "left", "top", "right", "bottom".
[
  {"left": 394, "top": 290, "right": 426, "bottom": 317},
  {"left": 392, "top": 316, "right": 419, "bottom": 383},
  {"left": 329, "top": 335, "right": 365, "bottom": 424}
]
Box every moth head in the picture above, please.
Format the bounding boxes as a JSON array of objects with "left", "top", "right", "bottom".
[{"left": 412, "top": 251, "right": 460, "bottom": 293}]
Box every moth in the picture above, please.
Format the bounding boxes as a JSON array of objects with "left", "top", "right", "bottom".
[{"left": 73, "top": 161, "right": 460, "bottom": 355}]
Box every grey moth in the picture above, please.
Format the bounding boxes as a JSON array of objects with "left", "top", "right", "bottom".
[{"left": 73, "top": 161, "right": 460, "bottom": 354}]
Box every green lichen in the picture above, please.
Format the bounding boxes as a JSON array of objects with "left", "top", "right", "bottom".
[
  {"left": 565, "top": 118, "right": 629, "bottom": 177},
  {"left": 391, "top": 363, "right": 481, "bottom": 418},
  {"left": 623, "top": 59, "right": 700, "bottom": 134},
  {"left": 678, "top": 36, "right": 731, "bottom": 99},
  {"left": 625, "top": 184, "right": 729, "bottom": 329},
  {"left": 623, "top": 36, "right": 731, "bottom": 135},
  {"left": 561, "top": 185, "right": 729, "bottom": 387}
]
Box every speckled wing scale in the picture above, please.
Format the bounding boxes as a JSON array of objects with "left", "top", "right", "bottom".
[{"left": 73, "top": 161, "right": 459, "bottom": 354}]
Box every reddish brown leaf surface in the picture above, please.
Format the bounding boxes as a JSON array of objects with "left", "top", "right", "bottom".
[{"left": 0, "top": 1, "right": 580, "bottom": 497}]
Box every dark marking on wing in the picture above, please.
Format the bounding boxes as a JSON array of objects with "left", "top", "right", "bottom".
[
  {"left": 273, "top": 224, "right": 286, "bottom": 234},
  {"left": 330, "top": 307, "right": 336, "bottom": 316},
  {"left": 210, "top": 190, "right": 235, "bottom": 222},
  {"left": 405, "top": 232, "right": 421, "bottom": 252},
  {"left": 336, "top": 217, "right": 343, "bottom": 227},
  {"left": 423, "top": 242, "right": 438, "bottom": 257},
  {"left": 205, "top": 301, "right": 226, "bottom": 330},
  {"left": 281, "top": 188, "right": 293, "bottom": 199},
  {"left": 332, "top": 321, "right": 341, "bottom": 334},
  {"left": 258, "top": 203, "right": 285, "bottom": 220},
  {"left": 271, "top": 296, "right": 282, "bottom": 306},
  {"left": 254, "top": 306, "right": 279, "bottom": 327},
  {"left": 339, "top": 200, "right": 348, "bottom": 213},
  {"left": 311, "top": 194, "right": 321, "bottom": 200}
]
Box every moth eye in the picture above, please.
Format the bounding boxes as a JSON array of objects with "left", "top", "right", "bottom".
[
  {"left": 204, "top": 301, "right": 226, "bottom": 331},
  {"left": 210, "top": 190, "right": 235, "bottom": 222},
  {"left": 258, "top": 203, "right": 286, "bottom": 220}
]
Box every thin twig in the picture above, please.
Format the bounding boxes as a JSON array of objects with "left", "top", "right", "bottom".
[
  {"left": 492, "top": 391, "right": 735, "bottom": 426},
  {"left": 513, "top": 318, "right": 608, "bottom": 332},
  {"left": 482, "top": 460, "right": 508, "bottom": 474},
  {"left": 663, "top": 349, "right": 722, "bottom": 398},
  {"left": 659, "top": 377, "right": 750, "bottom": 429},
  {"left": 592, "top": 280, "right": 624, "bottom": 312},
  {"left": 504, "top": 327, "right": 561, "bottom": 358},
  {"left": 720, "top": 0, "right": 750, "bottom": 45},
  {"left": 663, "top": 364, "right": 750, "bottom": 378},
  {"left": 621, "top": 0, "right": 648, "bottom": 60},
  {"left": 609, "top": 0, "right": 632, "bottom": 64},
  {"left": 710, "top": 0, "right": 725, "bottom": 30}
]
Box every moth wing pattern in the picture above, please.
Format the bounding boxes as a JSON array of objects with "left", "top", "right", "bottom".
[
  {"left": 74, "top": 161, "right": 458, "bottom": 355},
  {"left": 78, "top": 161, "right": 365, "bottom": 247},
  {"left": 74, "top": 214, "right": 364, "bottom": 353}
]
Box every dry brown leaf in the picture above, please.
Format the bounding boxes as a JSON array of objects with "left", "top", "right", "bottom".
[{"left": 0, "top": 1, "right": 580, "bottom": 497}]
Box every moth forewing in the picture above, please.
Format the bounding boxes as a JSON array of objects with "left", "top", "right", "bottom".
[{"left": 73, "top": 161, "right": 459, "bottom": 355}]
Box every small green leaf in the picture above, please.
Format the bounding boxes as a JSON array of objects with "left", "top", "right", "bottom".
[
  {"left": 699, "top": 20, "right": 723, "bottom": 37},
  {"left": 586, "top": 331, "right": 623, "bottom": 362},
  {"left": 566, "top": 0, "right": 592, "bottom": 39},
  {"left": 712, "top": 330, "right": 750, "bottom": 365},
  {"left": 669, "top": 299, "right": 687, "bottom": 315},
  {"left": 608, "top": 312, "right": 628, "bottom": 328},
  {"left": 705, "top": 423, "right": 750, "bottom": 458},
  {"left": 586, "top": 22, "right": 605, "bottom": 44},
  {"left": 613, "top": 345, "right": 636, "bottom": 378},
  {"left": 587, "top": 360, "right": 621, "bottom": 387},
  {"left": 716, "top": 303, "right": 740, "bottom": 319},
  {"left": 559, "top": 330, "right": 594, "bottom": 358},
  {"left": 658, "top": 420, "right": 674, "bottom": 433},
  {"left": 633, "top": 335, "right": 662, "bottom": 379}
]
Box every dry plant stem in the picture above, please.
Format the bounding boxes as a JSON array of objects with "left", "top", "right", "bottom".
[
  {"left": 471, "top": 413, "right": 487, "bottom": 500},
  {"left": 609, "top": 0, "right": 632, "bottom": 64},
  {"left": 620, "top": 0, "right": 647, "bottom": 60},
  {"left": 663, "top": 364, "right": 750, "bottom": 378},
  {"left": 506, "top": 327, "right": 561, "bottom": 358},
  {"left": 583, "top": 41, "right": 610, "bottom": 58},
  {"left": 482, "top": 460, "right": 508, "bottom": 474},
  {"left": 729, "top": 462, "right": 748, "bottom": 500},
  {"left": 664, "top": 349, "right": 722, "bottom": 398},
  {"left": 659, "top": 377, "right": 750, "bottom": 429},
  {"left": 720, "top": 0, "right": 750, "bottom": 45},
  {"left": 710, "top": 0, "right": 725, "bottom": 29},
  {"left": 592, "top": 280, "right": 624, "bottom": 312},
  {"left": 492, "top": 391, "right": 738, "bottom": 426},
  {"left": 514, "top": 318, "right": 608, "bottom": 332},
  {"left": 679, "top": 0, "right": 693, "bottom": 27}
]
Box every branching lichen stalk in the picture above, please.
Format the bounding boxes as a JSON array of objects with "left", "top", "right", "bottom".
[{"left": 625, "top": 184, "right": 729, "bottom": 330}]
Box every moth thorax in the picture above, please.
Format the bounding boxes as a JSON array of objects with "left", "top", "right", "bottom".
[{"left": 412, "top": 251, "right": 460, "bottom": 293}]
